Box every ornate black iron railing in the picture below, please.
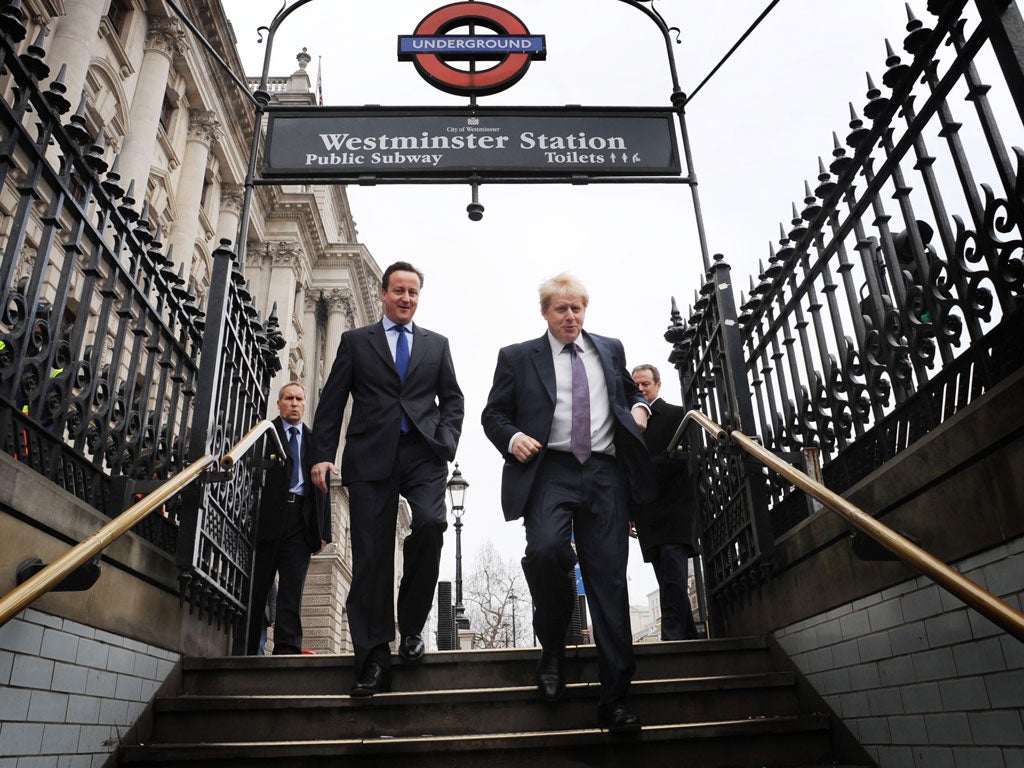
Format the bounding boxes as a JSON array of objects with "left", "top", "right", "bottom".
[
  {"left": 0, "top": 4, "right": 282, "bottom": 631},
  {"left": 668, "top": 0, "right": 1024, "bottom": 609}
]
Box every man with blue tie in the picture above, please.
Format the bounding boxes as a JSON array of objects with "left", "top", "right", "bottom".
[
  {"left": 481, "top": 273, "right": 655, "bottom": 732},
  {"left": 311, "top": 261, "right": 464, "bottom": 696},
  {"left": 246, "top": 381, "right": 331, "bottom": 655}
]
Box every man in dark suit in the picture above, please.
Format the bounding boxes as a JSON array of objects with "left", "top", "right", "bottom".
[
  {"left": 246, "top": 381, "right": 331, "bottom": 656},
  {"left": 311, "top": 261, "right": 464, "bottom": 697},
  {"left": 630, "top": 364, "right": 700, "bottom": 641},
  {"left": 481, "top": 273, "right": 655, "bottom": 732}
]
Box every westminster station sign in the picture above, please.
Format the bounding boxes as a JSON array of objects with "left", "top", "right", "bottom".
[{"left": 263, "top": 107, "right": 681, "bottom": 180}]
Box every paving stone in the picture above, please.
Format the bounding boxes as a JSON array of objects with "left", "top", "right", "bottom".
[
  {"left": 823, "top": 667, "right": 852, "bottom": 694},
  {"left": 955, "top": 638, "right": 1008, "bottom": 676},
  {"left": 0, "top": 620, "right": 43, "bottom": 655},
  {"left": 42, "top": 723, "right": 82, "bottom": 753},
  {"left": 27, "top": 690, "right": 69, "bottom": 722},
  {"left": 849, "top": 661, "right": 882, "bottom": 691},
  {"left": 875, "top": 745, "right": 916, "bottom": 768},
  {"left": 65, "top": 695, "right": 101, "bottom": 725},
  {"left": 889, "top": 714, "right": 928, "bottom": 744},
  {"left": 106, "top": 647, "right": 136, "bottom": 675},
  {"left": 40, "top": 630, "right": 80, "bottom": 663},
  {"left": 858, "top": 631, "right": 894, "bottom": 662},
  {"left": 0, "top": 650, "right": 12, "bottom": 685},
  {"left": 925, "top": 610, "right": 973, "bottom": 648},
  {"left": 0, "top": 687, "right": 31, "bottom": 720},
  {"left": 890, "top": 622, "right": 930, "bottom": 655},
  {"left": 840, "top": 610, "right": 871, "bottom": 640},
  {"left": 24, "top": 610, "right": 63, "bottom": 630},
  {"left": 952, "top": 747, "right": 1009, "bottom": 767},
  {"left": 868, "top": 686, "right": 905, "bottom": 715},
  {"left": 857, "top": 716, "right": 891, "bottom": 744},
  {"left": 11, "top": 655, "right": 54, "bottom": 688},
  {"left": 903, "top": 586, "right": 943, "bottom": 622},
  {"left": 74, "top": 639, "right": 108, "bottom": 671},
  {"left": 911, "top": 746, "right": 954, "bottom": 767},
  {"left": 939, "top": 676, "right": 991, "bottom": 711},
  {"left": 913, "top": 647, "right": 957, "bottom": 682},
  {"left": 923, "top": 712, "right": 972, "bottom": 745},
  {"left": 868, "top": 599, "right": 905, "bottom": 632},
  {"left": 899, "top": 681, "right": 941, "bottom": 714},
  {"left": 968, "top": 711, "right": 1024, "bottom": 745},
  {"left": 985, "top": 669, "right": 1024, "bottom": 709},
  {"left": 880, "top": 655, "right": 917, "bottom": 686},
  {"left": 832, "top": 638, "right": 862, "bottom": 667},
  {"left": 0, "top": 722, "right": 44, "bottom": 755},
  {"left": 51, "top": 662, "right": 88, "bottom": 694},
  {"left": 983, "top": 556, "right": 1024, "bottom": 597}
]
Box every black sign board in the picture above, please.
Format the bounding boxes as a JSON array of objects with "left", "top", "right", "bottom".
[{"left": 262, "top": 107, "right": 680, "bottom": 180}]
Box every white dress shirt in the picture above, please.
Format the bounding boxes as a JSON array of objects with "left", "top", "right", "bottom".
[
  {"left": 382, "top": 317, "right": 415, "bottom": 360},
  {"left": 545, "top": 331, "right": 617, "bottom": 456}
]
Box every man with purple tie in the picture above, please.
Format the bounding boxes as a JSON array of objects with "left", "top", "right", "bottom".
[{"left": 481, "top": 273, "right": 655, "bottom": 732}]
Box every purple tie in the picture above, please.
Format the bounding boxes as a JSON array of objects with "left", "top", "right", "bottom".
[{"left": 567, "top": 343, "right": 591, "bottom": 464}]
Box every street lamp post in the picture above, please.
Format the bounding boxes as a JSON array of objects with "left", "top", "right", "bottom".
[
  {"left": 447, "top": 463, "right": 470, "bottom": 632},
  {"left": 509, "top": 588, "right": 517, "bottom": 648}
]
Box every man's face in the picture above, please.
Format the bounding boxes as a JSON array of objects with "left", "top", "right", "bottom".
[
  {"left": 381, "top": 270, "right": 421, "bottom": 325},
  {"left": 277, "top": 384, "right": 306, "bottom": 425},
  {"left": 542, "top": 294, "right": 586, "bottom": 345},
  {"left": 632, "top": 369, "right": 661, "bottom": 403}
]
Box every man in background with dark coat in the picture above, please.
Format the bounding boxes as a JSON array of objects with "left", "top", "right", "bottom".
[
  {"left": 630, "top": 364, "right": 700, "bottom": 641},
  {"left": 247, "top": 381, "right": 331, "bottom": 655}
]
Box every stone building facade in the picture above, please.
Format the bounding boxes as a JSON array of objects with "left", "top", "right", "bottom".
[{"left": 1, "top": 0, "right": 392, "bottom": 660}]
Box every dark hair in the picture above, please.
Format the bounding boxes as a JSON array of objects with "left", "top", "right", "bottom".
[
  {"left": 382, "top": 261, "right": 424, "bottom": 291},
  {"left": 631, "top": 364, "right": 661, "bottom": 383}
]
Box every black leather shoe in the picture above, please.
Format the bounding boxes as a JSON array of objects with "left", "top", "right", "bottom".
[
  {"left": 398, "top": 634, "right": 425, "bottom": 664},
  {"left": 598, "top": 702, "right": 642, "bottom": 732},
  {"left": 536, "top": 654, "right": 565, "bottom": 702},
  {"left": 350, "top": 661, "right": 391, "bottom": 697}
]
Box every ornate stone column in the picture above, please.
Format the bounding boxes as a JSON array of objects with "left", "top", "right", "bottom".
[
  {"left": 118, "top": 16, "right": 187, "bottom": 201},
  {"left": 46, "top": 0, "right": 107, "bottom": 106},
  {"left": 301, "top": 294, "right": 320, "bottom": 402},
  {"left": 216, "top": 184, "right": 245, "bottom": 251},
  {"left": 169, "top": 109, "right": 221, "bottom": 281},
  {"left": 267, "top": 242, "right": 304, "bottom": 397}
]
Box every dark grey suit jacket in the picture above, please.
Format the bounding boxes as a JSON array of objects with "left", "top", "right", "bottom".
[
  {"left": 481, "top": 330, "right": 655, "bottom": 521},
  {"left": 311, "top": 319, "right": 464, "bottom": 483},
  {"left": 257, "top": 416, "right": 331, "bottom": 551}
]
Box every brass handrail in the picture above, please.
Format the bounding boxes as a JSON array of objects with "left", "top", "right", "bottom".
[
  {"left": 220, "top": 418, "right": 285, "bottom": 469},
  {"left": 0, "top": 455, "right": 217, "bottom": 627},
  {"left": 682, "top": 410, "right": 1024, "bottom": 642}
]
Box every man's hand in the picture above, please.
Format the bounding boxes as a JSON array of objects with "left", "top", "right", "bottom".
[
  {"left": 311, "top": 461, "right": 339, "bottom": 493},
  {"left": 631, "top": 405, "right": 649, "bottom": 433},
  {"left": 628, "top": 521, "right": 638, "bottom": 539},
  {"left": 511, "top": 434, "right": 543, "bottom": 463}
]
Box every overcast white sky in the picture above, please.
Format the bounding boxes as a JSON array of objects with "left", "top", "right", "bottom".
[{"left": 218, "top": 0, "right": 939, "bottom": 603}]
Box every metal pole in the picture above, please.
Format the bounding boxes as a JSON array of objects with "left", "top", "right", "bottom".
[
  {"left": 616, "top": 0, "right": 712, "bottom": 271},
  {"left": 235, "top": 0, "right": 319, "bottom": 267},
  {"left": 454, "top": 511, "right": 469, "bottom": 630}
]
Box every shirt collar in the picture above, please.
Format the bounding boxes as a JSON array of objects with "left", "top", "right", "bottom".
[
  {"left": 383, "top": 317, "right": 414, "bottom": 333},
  {"left": 547, "top": 330, "right": 590, "bottom": 355}
]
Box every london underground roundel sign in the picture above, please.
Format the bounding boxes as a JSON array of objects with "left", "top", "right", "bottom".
[{"left": 397, "top": 2, "right": 546, "bottom": 97}]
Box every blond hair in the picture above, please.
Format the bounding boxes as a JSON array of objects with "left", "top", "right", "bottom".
[{"left": 538, "top": 272, "right": 589, "bottom": 311}]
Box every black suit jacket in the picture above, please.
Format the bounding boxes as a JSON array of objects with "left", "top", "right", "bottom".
[
  {"left": 630, "top": 398, "right": 699, "bottom": 560},
  {"left": 258, "top": 416, "right": 332, "bottom": 551},
  {"left": 481, "top": 330, "right": 655, "bottom": 521},
  {"left": 311, "top": 319, "right": 464, "bottom": 482}
]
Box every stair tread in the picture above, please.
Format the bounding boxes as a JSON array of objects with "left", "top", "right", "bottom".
[
  {"left": 125, "top": 713, "right": 831, "bottom": 756},
  {"left": 181, "top": 637, "right": 770, "bottom": 672},
  {"left": 158, "top": 672, "right": 797, "bottom": 711}
]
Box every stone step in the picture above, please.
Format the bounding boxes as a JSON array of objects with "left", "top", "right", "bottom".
[
  {"left": 152, "top": 672, "right": 800, "bottom": 743},
  {"left": 182, "top": 637, "right": 772, "bottom": 696},
  {"left": 121, "top": 713, "right": 845, "bottom": 767}
]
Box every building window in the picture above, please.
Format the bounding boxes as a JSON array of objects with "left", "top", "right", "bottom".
[
  {"left": 158, "top": 94, "right": 174, "bottom": 135},
  {"left": 105, "top": 0, "right": 133, "bottom": 40}
]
